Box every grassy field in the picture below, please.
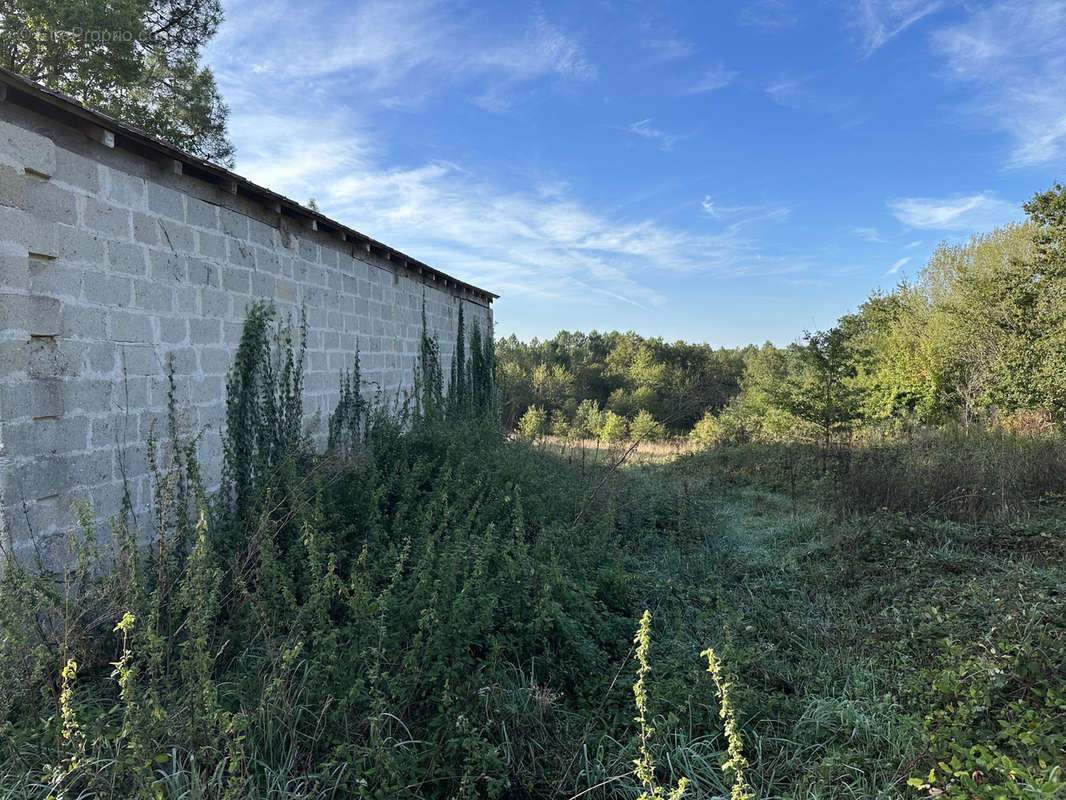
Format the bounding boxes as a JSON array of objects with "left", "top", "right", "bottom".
[{"left": 2, "top": 424, "right": 1064, "bottom": 799}]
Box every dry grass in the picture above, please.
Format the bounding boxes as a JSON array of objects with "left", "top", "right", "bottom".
[{"left": 530, "top": 435, "right": 694, "bottom": 466}]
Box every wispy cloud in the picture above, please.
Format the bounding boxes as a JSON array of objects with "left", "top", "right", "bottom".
[
  {"left": 933, "top": 0, "right": 1066, "bottom": 167},
  {"left": 738, "top": 0, "right": 799, "bottom": 29},
  {"left": 702, "top": 196, "right": 791, "bottom": 227},
  {"left": 885, "top": 256, "right": 911, "bottom": 275},
  {"left": 207, "top": 0, "right": 595, "bottom": 114},
  {"left": 887, "top": 192, "right": 1019, "bottom": 231},
  {"left": 646, "top": 35, "right": 696, "bottom": 62},
  {"left": 905, "top": 239, "right": 923, "bottom": 248},
  {"left": 627, "top": 119, "right": 688, "bottom": 151},
  {"left": 852, "top": 226, "right": 886, "bottom": 243},
  {"left": 223, "top": 111, "right": 803, "bottom": 310},
  {"left": 764, "top": 72, "right": 816, "bottom": 109},
  {"left": 683, "top": 63, "right": 739, "bottom": 95},
  {"left": 846, "top": 0, "right": 944, "bottom": 56}
]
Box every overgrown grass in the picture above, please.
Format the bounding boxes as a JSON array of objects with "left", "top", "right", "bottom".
[{"left": 2, "top": 307, "right": 1064, "bottom": 799}]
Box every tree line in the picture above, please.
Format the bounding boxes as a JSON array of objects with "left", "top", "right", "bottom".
[{"left": 500, "top": 184, "right": 1066, "bottom": 446}]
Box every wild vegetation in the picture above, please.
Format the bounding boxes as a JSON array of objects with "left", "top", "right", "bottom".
[
  {"left": 2, "top": 190, "right": 1066, "bottom": 799},
  {"left": 503, "top": 186, "right": 1066, "bottom": 452}
]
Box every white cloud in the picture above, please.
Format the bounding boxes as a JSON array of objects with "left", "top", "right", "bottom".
[
  {"left": 846, "top": 0, "right": 944, "bottom": 56},
  {"left": 933, "top": 0, "right": 1066, "bottom": 167},
  {"left": 221, "top": 111, "right": 802, "bottom": 310},
  {"left": 702, "top": 196, "right": 790, "bottom": 225},
  {"left": 627, "top": 119, "right": 687, "bottom": 151},
  {"left": 739, "top": 0, "right": 799, "bottom": 29},
  {"left": 646, "top": 35, "right": 696, "bottom": 62},
  {"left": 885, "top": 256, "right": 911, "bottom": 275},
  {"left": 683, "top": 63, "right": 739, "bottom": 95},
  {"left": 905, "top": 239, "right": 923, "bottom": 248},
  {"left": 852, "top": 226, "right": 886, "bottom": 243},
  {"left": 887, "top": 192, "right": 1020, "bottom": 231},
  {"left": 207, "top": 0, "right": 595, "bottom": 114}
]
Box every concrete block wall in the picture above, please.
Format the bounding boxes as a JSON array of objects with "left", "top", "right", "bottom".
[{"left": 0, "top": 101, "right": 492, "bottom": 559}]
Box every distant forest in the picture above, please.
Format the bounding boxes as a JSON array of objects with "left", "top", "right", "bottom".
[{"left": 497, "top": 183, "right": 1066, "bottom": 445}]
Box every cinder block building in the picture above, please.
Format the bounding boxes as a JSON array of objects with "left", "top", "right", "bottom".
[{"left": 0, "top": 68, "right": 496, "bottom": 559}]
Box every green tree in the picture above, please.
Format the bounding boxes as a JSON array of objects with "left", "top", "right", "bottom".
[
  {"left": 772, "top": 328, "right": 864, "bottom": 453},
  {"left": 531, "top": 362, "right": 574, "bottom": 409},
  {"left": 518, "top": 405, "right": 547, "bottom": 441},
  {"left": 1, "top": 0, "right": 234, "bottom": 164},
  {"left": 982, "top": 186, "right": 1066, "bottom": 417},
  {"left": 689, "top": 411, "right": 721, "bottom": 449},
  {"left": 629, "top": 409, "right": 661, "bottom": 443},
  {"left": 573, "top": 398, "right": 604, "bottom": 439},
  {"left": 599, "top": 410, "right": 628, "bottom": 443}
]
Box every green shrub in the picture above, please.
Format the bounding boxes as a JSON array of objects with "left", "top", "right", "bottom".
[
  {"left": 519, "top": 404, "right": 548, "bottom": 440},
  {"left": 629, "top": 409, "right": 662, "bottom": 443},
  {"left": 600, "top": 410, "right": 629, "bottom": 443},
  {"left": 689, "top": 410, "right": 722, "bottom": 449}
]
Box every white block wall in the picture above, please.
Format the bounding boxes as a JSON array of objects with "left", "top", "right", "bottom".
[{"left": 0, "top": 101, "right": 492, "bottom": 559}]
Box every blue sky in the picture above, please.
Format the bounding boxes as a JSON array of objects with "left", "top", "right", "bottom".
[{"left": 204, "top": 0, "right": 1066, "bottom": 346}]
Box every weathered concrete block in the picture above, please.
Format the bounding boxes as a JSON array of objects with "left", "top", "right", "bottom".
[
  {"left": 85, "top": 341, "right": 117, "bottom": 375},
  {"left": 84, "top": 198, "right": 131, "bottom": 239},
  {"left": 186, "top": 198, "right": 219, "bottom": 230},
  {"left": 199, "top": 347, "right": 230, "bottom": 375},
  {"left": 5, "top": 416, "right": 89, "bottom": 456},
  {"left": 166, "top": 346, "right": 197, "bottom": 374},
  {"left": 132, "top": 212, "right": 159, "bottom": 246},
  {"left": 147, "top": 183, "right": 184, "bottom": 220},
  {"left": 0, "top": 293, "right": 60, "bottom": 335},
  {"left": 0, "top": 205, "right": 57, "bottom": 257},
  {"left": 0, "top": 246, "right": 29, "bottom": 291},
  {"left": 251, "top": 271, "right": 275, "bottom": 298},
  {"left": 189, "top": 317, "right": 221, "bottom": 345},
  {"left": 219, "top": 207, "right": 249, "bottom": 240},
  {"left": 68, "top": 380, "right": 112, "bottom": 414},
  {"left": 222, "top": 266, "right": 250, "bottom": 294},
  {"left": 187, "top": 258, "right": 218, "bottom": 287},
  {"left": 227, "top": 239, "right": 255, "bottom": 269},
  {"left": 53, "top": 147, "right": 99, "bottom": 192},
  {"left": 155, "top": 219, "right": 195, "bottom": 253},
  {"left": 0, "top": 163, "right": 25, "bottom": 208},
  {"left": 197, "top": 230, "right": 225, "bottom": 259},
  {"left": 0, "top": 378, "right": 64, "bottom": 420},
  {"left": 133, "top": 279, "right": 173, "bottom": 313},
  {"left": 62, "top": 303, "right": 108, "bottom": 340},
  {"left": 23, "top": 177, "right": 77, "bottom": 225},
  {"left": 199, "top": 287, "right": 228, "bottom": 317},
  {"left": 108, "top": 241, "right": 148, "bottom": 276},
  {"left": 85, "top": 273, "right": 133, "bottom": 306},
  {"left": 56, "top": 226, "right": 106, "bottom": 263},
  {"left": 26, "top": 295, "right": 61, "bottom": 336},
  {"left": 107, "top": 170, "right": 146, "bottom": 208},
  {"left": 158, "top": 316, "right": 188, "bottom": 344},
  {"left": 118, "top": 343, "right": 160, "bottom": 376},
  {"left": 109, "top": 309, "right": 153, "bottom": 342},
  {"left": 248, "top": 218, "right": 275, "bottom": 248},
  {"left": 0, "top": 119, "right": 55, "bottom": 177},
  {"left": 15, "top": 455, "right": 73, "bottom": 500}
]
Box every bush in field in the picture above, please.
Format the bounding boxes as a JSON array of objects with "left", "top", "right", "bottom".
[
  {"left": 629, "top": 409, "right": 661, "bottom": 443},
  {"left": 519, "top": 404, "right": 548, "bottom": 440},
  {"left": 549, "top": 409, "right": 573, "bottom": 439},
  {"left": 574, "top": 398, "right": 604, "bottom": 439},
  {"left": 600, "top": 410, "right": 629, "bottom": 443},
  {"left": 689, "top": 410, "right": 722, "bottom": 448}
]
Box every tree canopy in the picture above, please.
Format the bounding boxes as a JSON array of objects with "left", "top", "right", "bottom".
[
  {"left": 498, "top": 184, "right": 1066, "bottom": 444},
  {"left": 1, "top": 0, "right": 234, "bottom": 164}
]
